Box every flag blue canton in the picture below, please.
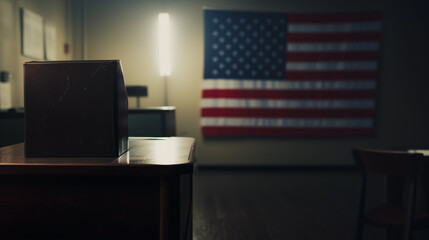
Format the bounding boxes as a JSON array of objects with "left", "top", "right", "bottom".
[{"left": 204, "top": 10, "right": 288, "bottom": 79}]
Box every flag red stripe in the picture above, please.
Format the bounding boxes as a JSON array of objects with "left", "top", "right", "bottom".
[
  {"left": 285, "top": 70, "right": 377, "bottom": 80},
  {"left": 286, "top": 51, "right": 379, "bottom": 61},
  {"left": 201, "top": 108, "right": 375, "bottom": 118},
  {"left": 287, "top": 32, "right": 380, "bottom": 43},
  {"left": 201, "top": 11, "right": 380, "bottom": 137},
  {"left": 288, "top": 12, "right": 382, "bottom": 24},
  {"left": 202, "top": 126, "right": 373, "bottom": 137},
  {"left": 202, "top": 89, "right": 375, "bottom": 100}
]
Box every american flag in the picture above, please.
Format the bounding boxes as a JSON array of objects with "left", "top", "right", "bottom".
[{"left": 202, "top": 9, "right": 382, "bottom": 137}]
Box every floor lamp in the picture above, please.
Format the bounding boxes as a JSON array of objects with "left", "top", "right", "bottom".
[{"left": 158, "top": 13, "right": 171, "bottom": 106}]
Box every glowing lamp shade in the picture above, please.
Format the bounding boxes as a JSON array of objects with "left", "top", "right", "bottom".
[{"left": 158, "top": 13, "right": 171, "bottom": 77}]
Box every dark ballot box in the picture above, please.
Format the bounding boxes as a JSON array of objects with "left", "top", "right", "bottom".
[{"left": 24, "top": 60, "right": 128, "bottom": 157}]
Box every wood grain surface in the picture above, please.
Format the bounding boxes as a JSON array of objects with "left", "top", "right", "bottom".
[{"left": 0, "top": 137, "right": 194, "bottom": 175}]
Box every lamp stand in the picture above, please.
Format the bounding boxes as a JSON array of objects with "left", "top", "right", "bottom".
[{"left": 164, "top": 76, "right": 168, "bottom": 106}]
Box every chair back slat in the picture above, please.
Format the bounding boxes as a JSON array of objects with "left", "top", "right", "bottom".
[{"left": 353, "top": 148, "right": 422, "bottom": 176}]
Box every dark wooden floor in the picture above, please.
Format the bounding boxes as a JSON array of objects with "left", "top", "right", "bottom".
[{"left": 192, "top": 169, "right": 428, "bottom": 240}]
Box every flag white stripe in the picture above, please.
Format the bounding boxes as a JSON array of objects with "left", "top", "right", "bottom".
[
  {"left": 201, "top": 99, "right": 375, "bottom": 108},
  {"left": 288, "top": 22, "right": 382, "bottom": 33},
  {"left": 202, "top": 79, "right": 376, "bottom": 90},
  {"left": 287, "top": 42, "right": 380, "bottom": 52},
  {"left": 201, "top": 117, "right": 373, "bottom": 128},
  {"left": 286, "top": 61, "right": 378, "bottom": 71}
]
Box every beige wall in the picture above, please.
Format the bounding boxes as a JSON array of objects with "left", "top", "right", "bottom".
[
  {"left": 0, "top": 0, "right": 73, "bottom": 107},
  {"left": 1, "top": 0, "right": 428, "bottom": 165},
  {"left": 79, "top": 0, "right": 429, "bottom": 166}
]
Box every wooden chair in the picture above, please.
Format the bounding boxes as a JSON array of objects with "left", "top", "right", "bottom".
[
  {"left": 126, "top": 85, "right": 148, "bottom": 108},
  {"left": 353, "top": 148, "right": 429, "bottom": 240}
]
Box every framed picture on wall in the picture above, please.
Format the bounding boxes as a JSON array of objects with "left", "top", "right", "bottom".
[
  {"left": 20, "top": 8, "right": 44, "bottom": 60},
  {"left": 44, "top": 20, "right": 57, "bottom": 60}
]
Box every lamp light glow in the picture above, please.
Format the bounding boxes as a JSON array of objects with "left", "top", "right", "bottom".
[{"left": 158, "top": 13, "right": 171, "bottom": 77}]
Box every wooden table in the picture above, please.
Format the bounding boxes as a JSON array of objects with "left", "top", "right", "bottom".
[
  {"left": 408, "top": 149, "right": 429, "bottom": 156},
  {"left": 129, "top": 107, "right": 176, "bottom": 137},
  {"left": 0, "top": 137, "right": 194, "bottom": 240}
]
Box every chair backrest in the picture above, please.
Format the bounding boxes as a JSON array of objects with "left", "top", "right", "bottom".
[
  {"left": 126, "top": 86, "right": 148, "bottom": 97},
  {"left": 353, "top": 148, "right": 423, "bottom": 176}
]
